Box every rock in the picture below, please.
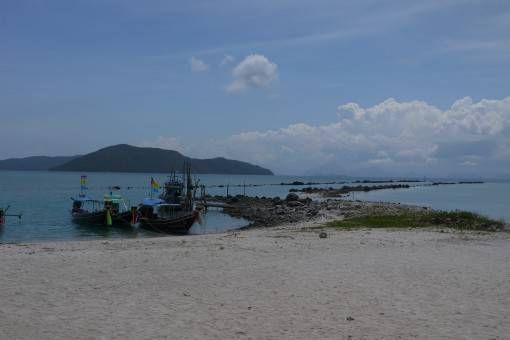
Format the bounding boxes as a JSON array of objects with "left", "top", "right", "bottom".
[
  {"left": 346, "top": 316, "right": 354, "bottom": 321},
  {"left": 319, "top": 232, "right": 328, "bottom": 238},
  {"left": 300, "top": 197, "right": 312, "bottom": 205},
  {"left": 287, "top": 200, "right": 303, "bottom": 207},
  {"left": 306, "top": 209, "right": 319, "bottom": 217},
  {"left": 286, "top": 193, "right": 299, "bottom": 201}
]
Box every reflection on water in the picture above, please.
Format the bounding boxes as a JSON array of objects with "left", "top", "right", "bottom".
[
  {"left": 190, "top": 210, "right": 248, "bottom": 235},
  {"left": 73, "top": 223, "right": 141, "bottom": 239}
]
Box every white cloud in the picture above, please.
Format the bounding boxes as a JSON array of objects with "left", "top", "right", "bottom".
[
  {"left": 226, "top": 54, "right": 278, "bottom": 94},
  {"left": 190, "top": 56, "right": 208, "bottom": 72},
  {"left": 220, "top": 54, "right": 235, "bottom": 66},
  {"left": 141, "top": 97, "right": 510, "bottom": 176}
]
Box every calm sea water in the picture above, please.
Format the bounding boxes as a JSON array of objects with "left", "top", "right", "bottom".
[
  {"left": 345, "top": 182, "right": 510, "bottom": 222},
  {"left": 0, "top": 171, "right": 508, "bottom": 242}
]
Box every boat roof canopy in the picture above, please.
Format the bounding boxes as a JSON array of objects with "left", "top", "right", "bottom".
[
  {"left": 142, "top": 198, "right": 164, "bottom": 206},
  {"left": 73, "top": 196, "right": 100, "bottom": 203},
  {"left": 104, "top": 193, "right": 125, "bottom": 203}
]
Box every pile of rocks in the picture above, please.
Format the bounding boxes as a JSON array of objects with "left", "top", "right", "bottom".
[
  {"left": 290, "top": 184, "right": 411, "bottom": 197},
  {"left": 220, "top": 194, "right": 321, "bottom": 228},
  {"left": 215, "top": 193, "right": 423, "bottom": 229}
]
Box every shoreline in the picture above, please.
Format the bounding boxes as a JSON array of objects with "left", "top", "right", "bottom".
[
  {"left": 2, "top": 194, "right": 507, "bottom": 244},
  {"left": 1, "top": 194, "right": 509, "bottom": 339},
  {"left": 1, "top": 223, "right": 509, "bottom": 339}
]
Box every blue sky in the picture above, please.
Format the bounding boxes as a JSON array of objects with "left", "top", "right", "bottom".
[{"left": 1, "top": 0, "right": 510, "bottom": 176}]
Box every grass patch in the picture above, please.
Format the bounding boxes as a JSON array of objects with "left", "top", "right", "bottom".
[{"left": 326, "top": 210, "right": 505, "bottom": 232}]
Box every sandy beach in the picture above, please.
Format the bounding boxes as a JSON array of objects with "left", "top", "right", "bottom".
[{"left": 1, "top": 221, "right": 509, "bottom": 340}]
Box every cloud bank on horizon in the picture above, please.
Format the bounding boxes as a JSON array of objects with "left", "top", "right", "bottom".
[{"left": 143, "top": 96, "right": 510, "bottom": 177}]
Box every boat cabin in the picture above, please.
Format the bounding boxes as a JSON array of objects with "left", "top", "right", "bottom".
[
  {"left": 71, "top": 197, "right": 101, "bottom": 214},
  {"left": 138, "top": 198, "right": 183, "bottom": 219},
  {"left": 103, "top": 193, "right": 129, "bottom": 214}
]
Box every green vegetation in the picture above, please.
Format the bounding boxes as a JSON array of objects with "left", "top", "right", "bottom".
[{"left": 326, "top": 210, "right": 505, "bottom": 231}]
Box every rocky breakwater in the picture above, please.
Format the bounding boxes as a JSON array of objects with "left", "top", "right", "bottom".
[
  {"left": 290, "top": 183, "right": 411, "bottom": 197},
  {"left": 219, "top": 193, "right": 321, "bottom": 228},
  {"left": 214, "top": 193, "right": 423, "bottom": 229}
]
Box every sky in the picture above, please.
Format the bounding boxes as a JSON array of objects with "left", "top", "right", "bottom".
[{"left": 1, "top": 0, "right": 510, "bottom": 176}]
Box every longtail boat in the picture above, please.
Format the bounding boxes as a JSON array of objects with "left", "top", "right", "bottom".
[
  {"left": 71, "top": 175, "right": 136, "bottom": 227},
  {"left": 71, "top": 194, "right": 135, "bottom": 227}
]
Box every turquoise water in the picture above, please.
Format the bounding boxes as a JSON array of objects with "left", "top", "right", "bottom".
[
  {"left": 345, "top": 182, "right": 510, "bottom": 222},
  {"left": 0, "top": 171, "right": 508, "bottom": 242}
]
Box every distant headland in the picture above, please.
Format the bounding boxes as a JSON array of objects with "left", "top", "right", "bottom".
[{"left": 0, "top": 144, "right": 274, "bottom": 175}]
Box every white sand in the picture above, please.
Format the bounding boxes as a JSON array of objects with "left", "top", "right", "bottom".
[{"left": 1, "top": 225, "right": 509, "bottom": 340}]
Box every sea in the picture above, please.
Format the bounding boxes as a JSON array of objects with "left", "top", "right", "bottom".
[{"left": 0, "top": 170, "right": 508, "bottom": 242}]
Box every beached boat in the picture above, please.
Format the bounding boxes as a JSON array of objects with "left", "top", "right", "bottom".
[
  {"left": 137, "top": 166, "right": 200, "bottom": 235},
  {"left": 71, "top": 176, "right": 135, "bottom": 227},
  {"left": 71, "top": 194, "right": 134, "bottom": 227},
  {"left": 138, "top": 199, "right": 199, "bottom": 234}
]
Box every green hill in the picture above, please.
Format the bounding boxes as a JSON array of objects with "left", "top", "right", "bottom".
[{"left": 50, "top": 144, "right": 273, "bottom": 175}]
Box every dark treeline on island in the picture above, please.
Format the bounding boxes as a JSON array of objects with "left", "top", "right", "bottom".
[
  {"left": 0, "top": 144, "right": 273, "bottom": 175},
  {"left": 51, "top": 144, "right": 273, "bottom": 175}
]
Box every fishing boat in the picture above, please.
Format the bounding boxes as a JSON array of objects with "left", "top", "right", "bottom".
[
  {"left": 71, "top": 175, "right": 136, "bottom": 227},
  {"left": 138, "top": 166, "right": 201, "bottom": 235},
  {"left": 138, "top": 199, "right": 199, "bottom": 234}
]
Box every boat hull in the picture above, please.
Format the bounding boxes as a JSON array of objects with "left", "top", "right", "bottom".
[
  {"left": 139, "top": 211, "right": 198, "bottom": 235},
  {"left": 72, "top": 210, "right": 133, "bottom": 227}
]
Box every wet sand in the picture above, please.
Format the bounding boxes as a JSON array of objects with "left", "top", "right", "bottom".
[{"left": 1, "top": 222, "right": 509, "bottom": 339}]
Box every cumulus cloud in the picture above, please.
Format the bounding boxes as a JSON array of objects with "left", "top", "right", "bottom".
[
  {"left": 190, "top": 56, "right": 208, "bottom": 72},
  {"left": 226, "top": 54, "right": 278, "bottom": 93},
  {"left": 142, "top": 97, "right": 510, "bottom": 176}
]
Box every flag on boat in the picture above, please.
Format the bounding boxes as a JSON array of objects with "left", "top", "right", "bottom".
[
  {"left": 79, "top": 175, "right": 88, "bottom": 197},
  {"left": 151, "top": 177, "right": 160, "bottom": 192}
]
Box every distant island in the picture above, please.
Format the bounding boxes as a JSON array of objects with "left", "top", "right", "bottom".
[
  {"left": 0, "top": 144, "right": 273, "bottom": 175},
  {"left": 0, "top": 155, "right": 80, "bottom": 171}
]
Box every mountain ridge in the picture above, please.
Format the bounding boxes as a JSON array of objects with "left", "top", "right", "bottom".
[{"left": 49, "top": 144, "right": 273, "bottom": 175}]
